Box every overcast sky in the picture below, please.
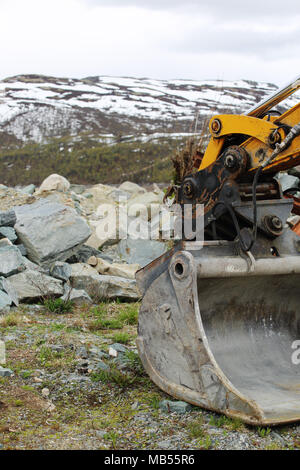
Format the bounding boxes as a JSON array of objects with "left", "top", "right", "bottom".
[{"left": 1, "top": 0, "right": 299, "bottom": 85}]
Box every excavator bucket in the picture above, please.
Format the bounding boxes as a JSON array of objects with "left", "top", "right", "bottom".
[{"left": 136, "top": 233, "right": 300, "bottom": 425}]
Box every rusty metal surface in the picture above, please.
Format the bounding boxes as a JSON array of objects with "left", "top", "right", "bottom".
[
  {"left": 137, "top": 231, "right": 300, "bottom": 425},
  {"left": 293, "top": 219, "right": 300, "bottom": 236}
]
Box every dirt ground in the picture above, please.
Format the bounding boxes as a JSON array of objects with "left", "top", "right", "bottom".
[{"left": 0, "top": 302, "right": 300, "bottom": 451}]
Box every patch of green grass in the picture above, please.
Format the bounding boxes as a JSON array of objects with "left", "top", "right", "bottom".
[
  {"left": 51, "top": 323, "right": 66, "bottom": 331},
  {"left": 89, "top": 317, "right": 123, "bottom": 331},
  {"left": 21, "top": 385, "right": 35, "bottom": 392},
  {"left": 0, "top": 313, "right": 22, "bottom": 327},
  {"left": 44, "top": 298, "right": 74, "bottom": 314},
  {"left": 103, "top": 430, "right": 118, "bottom": 449},
  {"left": 257, "top": 427, "right": 271, "bottom": 438},
  {"left": 117, "top": 304, "right": 139, "bottom": 326},
  {"left": 37, "top": 345, "right": 74, "bottom": 369},
  {"left": 148, "top": 394, "right": 161, "bottom": 410},
  {"left": 38, "top": 345, "right": 62, "bottom": 363},
  {"left": 226, "top": 417, "right": 244, "bottom": 431},
  {"left": 207, "top": 414, "right": 243, "bottom": 431},
  {"left": 91, "top": 365, "right": 137, "bottom": 388},
  {"left": 209, "top": 415, "right": 227, "bottom": 428},
  {"left": 123, "top": 351, "right": 145, "bottom": 376},
  {"left": 21, "top": 370, "right": 33, "bottom": 379},
  {"left": 264, "top": 442, "right": 283, "bottom": 450},
  {"left": 90, "top": 305, "right": 106, "bottom": 317},
  {"left": 196, "top": 435, "right": 213, "bottom": 450},
  {"left": 14, "top": 399, "right": 24, "bottom": 407},
  {"left": 110, "top": 332, "right": 131, "bottom": 345},
  {"left": 187, "top": 418, "right": 205, "bottom": 439}
]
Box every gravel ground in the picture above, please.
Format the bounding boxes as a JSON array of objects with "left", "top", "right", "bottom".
[{"left": 0, "top": 302, "right": 300, "bottom": 451}]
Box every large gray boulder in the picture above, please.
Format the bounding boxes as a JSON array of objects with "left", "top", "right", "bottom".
[
  {"left": 118, "top": 238, "right": 167, "bottom": 267},
  {"left": 37, "top": 174, "right": 70, "bottom": 193},
  {"left": 0, "top": 290, "right": 12, "bottom": 311},
  {"left": 8, "top": 270, "right": 63, "bottom": 301},
  {"left": 70, "top": 264, "right": 140, "bottom": 300},
  {"left": 0, "top": 209, "right": 16, "bottom": 227},
  {"left": 119, "top": 181, "right": 146, "bottom": 195},
  {"left": 66, "top": 244, "right": 113, "bottom": 264},
  {"left": 14, "top": 200, "right": 91, "bottom": 267},
  {"left": 49, "top": 261, "right": 72, "bottom": 282},
  {"left": 61, "top": 286, "right": 93, "bottom": 305},
  {"left": 0, "top": 277, "right": 19, "bottom": 306},
  {"left": 0, "top": 245, "right": 26, "bottom": 277}
]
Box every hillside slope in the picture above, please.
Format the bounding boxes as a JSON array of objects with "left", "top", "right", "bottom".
[{"left": 0, "top": 74, "right": 298, "bottom": 185}]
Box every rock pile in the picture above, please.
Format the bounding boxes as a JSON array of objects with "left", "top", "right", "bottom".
[{"left": 0, "top": 174, "right": 170, "bottom": 312}]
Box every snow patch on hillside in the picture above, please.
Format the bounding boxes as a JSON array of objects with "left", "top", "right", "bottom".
[{"left": 0, "top": 74, "right": 298, "bottom": 144}]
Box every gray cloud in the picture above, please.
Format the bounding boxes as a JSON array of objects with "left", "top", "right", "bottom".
[
  {"left": 84, "top": 0, "right": 300, "bottom": 17},
  {"left": 171, "top": 27, "right": 300, "bottom": 60},
  {"left": 0, "top": 0, "right": 298, "bottom": 84}
]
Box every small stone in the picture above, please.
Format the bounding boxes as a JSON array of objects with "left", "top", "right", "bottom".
[
  {"left": 0, "top": 238, "right": 12, "bottom": 248},
  {"left": 0, "top": 227, "right": 17, "bottom": 243},
  {"left": 157, "top": 440, "right": 172, "bottom": 449},
  {"left": 38, "top": 174, "right": 70, "bottom": 193},
  {"left": 49, "top": 345, "right": 64, "bottom": 353},
  {"left": 109, "top": 347, "right": 118, "bottom": 358},
  {"left": 87, "top": 256, "right": 98, "bottom": 266},
  {"left": 110, "top": 343, "right": 128, "bottom": 354},
  {"left": 0, "top": 210, "right": 16, "bottom": 227},
  {"left": 89, "top": 347, "right": 108, "bottom": 360},
  {"left": 45, "top": 401, "right": 56, "bottom": 413},
  {"left": 96, "top": 360, "right": 110, "bottom": 371},
  {"left": 0, "top": 367, "right": 13, "bottom": 377},
  {"left": 34, "top": 377, "right": 43, "bottom": 383},
  {"left": 61, "top": 286, "right": 93, "bottom": 305},
  {"left": 95, "top": 430, "right": 107, "bottom": 438},
  {"left": 49, "top": 261, "right": 72, "bottom": 281},
  {"left": 67, "top": 244, "right": 112, "bottom": 264},
  {"left": 21, "top": 184, "right": 36, "bottom": 195},
  {"left": 271, "top": 431, "right": 285, "bottom": 445},
  {"left": 159, "top": 400, "right": 192, "bottom": 414},
  {"left": 42, "top": 388, "right": 50, "bottom": 397},
  {"left": 76, "top": 346, "right": 88, "bottom": 359},
  {"left": 94, "top": 258, "right": 140, "bottom": 280}
]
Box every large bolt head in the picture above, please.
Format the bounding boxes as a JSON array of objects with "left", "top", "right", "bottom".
[
  {"left": 182, "top": 179, "right": 196, "bottom": 199},
  {"left": 225, "top": 154, "right": 237, "bottom": 168},
  {"left": 211, "top": 119, "right": 222, "bottom": 134},
  {"left": 270, "top": 216, "right": 283, "bottom": 231}
]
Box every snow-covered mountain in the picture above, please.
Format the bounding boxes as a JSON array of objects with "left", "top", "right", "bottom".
[{"left": 0, "top": 74, "right": 298, "bottom": 146}]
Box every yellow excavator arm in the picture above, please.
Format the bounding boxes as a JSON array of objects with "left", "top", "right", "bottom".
[{"left": 200, "top": 76, "right": 300, "bottom": 173}]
